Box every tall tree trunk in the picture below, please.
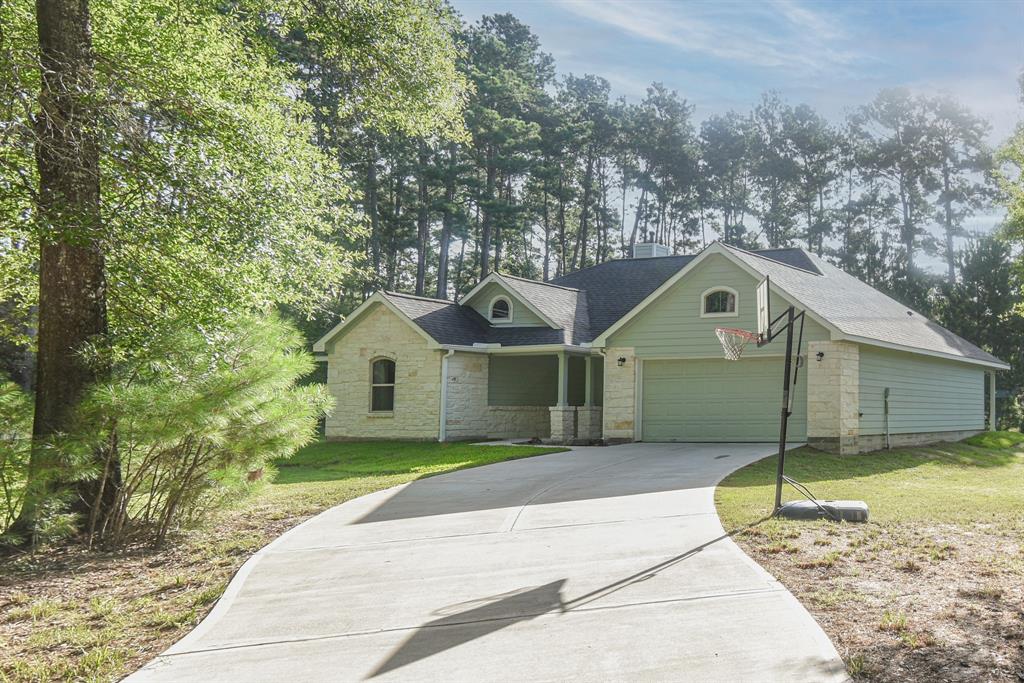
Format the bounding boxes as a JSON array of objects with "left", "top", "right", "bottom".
[
  {"left": 628, "top": 186, "right": 646, "bottom": 254},
  {"left": 365, "top": 146, "right": 380, "bottom": 295},
  {"left": 541, "top": 184, "right": 551, "bottom": 281},
  {"left": 572, "top": 154, "right": 594, "bottom": 271},
  {"left": 435, "top": 145, "right": 456, "bottom": 299},
  {"left": 557, "top": 170, "right": 567, "bottom": 276},
  {"left": 414, "top": 145, "right": 429, "bottom": 296},
  {"left": 941, "top": 164, "right": 956, "bottom": 282},
  {"left": 480, "top": 147, "right": 496, "bottom": 278},
  {"left": 12, "top": 0, "right": 114, "bottom": 543}
]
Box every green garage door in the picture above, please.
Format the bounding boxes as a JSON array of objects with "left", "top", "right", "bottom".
[{"left": 641, "top": 358, "right": 806, "bottom": 442}]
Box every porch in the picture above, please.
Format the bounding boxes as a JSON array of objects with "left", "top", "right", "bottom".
[{"left": 442, "top": 350, "right": 604, "bottom": 444}]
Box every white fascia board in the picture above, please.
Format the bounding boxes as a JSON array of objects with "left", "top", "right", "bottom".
[
  {"left": 836, "top": 334, "right": 1011, "bottom": 370},
  {"left": 312, "top": 292, "right": 439, "bottom": 353}
]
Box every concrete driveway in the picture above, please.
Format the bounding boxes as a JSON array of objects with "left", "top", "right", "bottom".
[{"left": 130, "top": 443, "right": 847, "bottom": 682}]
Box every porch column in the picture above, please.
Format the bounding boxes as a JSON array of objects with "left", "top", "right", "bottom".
[
  {"left": 989, "top": 371, "right": 997, "bottom": 431},
  {"left": 549, "top": 351, "right": 575, "bottom": 442},
  {"left": 557, "top": 351, "right": 568, "bottom": 406},
  {"left": 584, "top": 356, "right": 593, "bottom": 407}
]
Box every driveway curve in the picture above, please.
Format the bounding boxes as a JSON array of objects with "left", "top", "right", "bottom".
[{"left": 130, "top": 443, "right": 847, "bottom": 682}]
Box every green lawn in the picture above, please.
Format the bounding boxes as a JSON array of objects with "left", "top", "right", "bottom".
[
  {"left": 716, "top": 436, "right": 1024, "bottom": 528},
  {"left": 261, "top": 440, "right": 567, "bottom": 516},
  {"left": 1, "top": 440, "right": 565, "bottom": 683},
  {"left": 715, "top": 433, "right": 1024, "bottom": 681}
]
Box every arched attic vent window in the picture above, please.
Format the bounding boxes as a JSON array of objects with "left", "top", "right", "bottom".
[
  {"left": 701, "top": 287, "right": 738, "bottom": 317},
  {"left": 490, "top": 296, "right": 512, "bottom": 321}
]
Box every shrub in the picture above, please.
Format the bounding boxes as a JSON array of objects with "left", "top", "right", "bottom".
[
  {"left": 0, "top": 379, "right": 32, "bottom": 531},
  {"left": 68, "top": 313, "right": 333, "bottom": 545}
]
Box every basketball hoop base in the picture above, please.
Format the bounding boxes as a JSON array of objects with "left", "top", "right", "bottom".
[{"left": 777, "top": 499, "right": 869, "bottom": 523}]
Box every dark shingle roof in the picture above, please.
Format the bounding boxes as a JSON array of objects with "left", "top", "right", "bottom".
[
  {"left": 497, "top": 274, "right": 590, "bottom": 344},
  {"left": 381, "top": 292, "right": 488, "bottom": 346},
  {"left": 368, "top": 245, "right": 1005, "bottom": 367}
]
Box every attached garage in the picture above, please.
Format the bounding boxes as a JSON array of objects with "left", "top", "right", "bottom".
[{"left": 640, "top": 358, "right": 807, "bottom": 442}]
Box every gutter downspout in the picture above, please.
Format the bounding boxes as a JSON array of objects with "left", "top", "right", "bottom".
[{"left": 439, "top": 349, "right": 455, "bottom": 442}]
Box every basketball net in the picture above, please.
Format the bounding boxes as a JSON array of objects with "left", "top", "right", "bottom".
[{"left": 715, "top": 327, "right": 759, "bottom": 361}]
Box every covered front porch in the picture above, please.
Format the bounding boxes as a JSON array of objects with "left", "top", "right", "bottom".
[{"left": 442, "top": 349, "right": 604, "bottom": 444}]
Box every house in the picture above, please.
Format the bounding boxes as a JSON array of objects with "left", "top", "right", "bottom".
[{"left": 313, "top": 241, "right": 1008, "bottom": 454}]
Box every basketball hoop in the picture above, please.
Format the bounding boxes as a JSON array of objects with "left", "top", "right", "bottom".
[{"left": 716, "top": 327, "right": 759, "bottom": 361}]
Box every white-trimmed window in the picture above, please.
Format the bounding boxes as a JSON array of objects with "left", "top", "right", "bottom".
[
  {"left": 370, "top": 358, "right": 396, "bottom": 412},
  {"left": 701, "top": 287, "right": 738, "bottom": 317},
  {"left": 489, "top": 296, "right": 512, "bottom": 322}
]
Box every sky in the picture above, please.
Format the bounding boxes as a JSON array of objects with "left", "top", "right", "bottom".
[
  {"left": 450, "top": 0, "right": 1024, "bottom": 259},
  {"left": 451, "top": 0, "right": 1023, "bottom": 141}
]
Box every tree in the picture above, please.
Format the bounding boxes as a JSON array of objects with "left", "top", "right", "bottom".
[
  {"left": 12, "top": 0, "right": 110, "bottom": 540},
  {"left": 925, "top": 95, "right": 993, "bottom": 281},
  {"left": 788, "top": 104, "right": 841, "bottom": 255},
  {"left": 1, "top": 0, "right": 470, "bottom": 543},
  {"left": 850, "top": 89, "right": 938, "bottom": 280},
  {"left": 749, "top": 93, "right": 800, "bottom": 248}
]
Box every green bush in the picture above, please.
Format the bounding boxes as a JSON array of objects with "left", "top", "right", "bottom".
[
  {"left": 67, "top": 314, "right": 333, "bottom": 545},
  {"left": 0, "top": 379, "right": 32, "bottom": 531}
]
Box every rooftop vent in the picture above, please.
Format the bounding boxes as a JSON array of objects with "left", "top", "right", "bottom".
[{"left": 632, "top": 242, "right": 671, "bottom": 259}]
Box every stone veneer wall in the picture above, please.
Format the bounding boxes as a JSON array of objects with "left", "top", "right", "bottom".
[
  {"left": 445, "top": 351, "right": 552, "bottom": 440},
  {"left": 602, "top": 347, "right": 636, "bottom": 442},
  {"left": 325, "top": 304, "right": 441, "bottom": 440},
  {"left": 806, "top": 341, "right": 860, "bottom": 454}
]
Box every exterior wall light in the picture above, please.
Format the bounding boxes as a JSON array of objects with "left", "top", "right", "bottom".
[
  {"left": 815, "top": 351, "right": 825, "bottom": 362},
  {"left": 617, "top": 356, "right": 626, "bottom": 367}
]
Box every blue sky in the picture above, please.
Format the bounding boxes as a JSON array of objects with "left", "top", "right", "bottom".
[{"left": 451, "top": 0, "right": 1024, "bottom": 142}]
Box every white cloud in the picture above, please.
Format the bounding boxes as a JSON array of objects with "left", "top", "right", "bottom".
[{"left": 555, "top": 0, "right": 866, "bottom": 76}]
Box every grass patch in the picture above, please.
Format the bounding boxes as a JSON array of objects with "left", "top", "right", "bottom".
[
  {"left": 715, "top": 434, "right": 1024, "bottom": 682},
  {"left": 716, "top": 439, "right": 1024, "bottom": 528},
  {"left": 0, "top": 439, "right": 564, "bottom": 682}
]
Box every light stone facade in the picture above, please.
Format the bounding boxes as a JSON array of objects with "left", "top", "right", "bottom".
[
  {"left": 325, "top": 304, "right": 441, "bottom": 440},
  {"left": 443, "top": 352, "right": 489, "bottom": 440},
  {"left": 602, "top": 348, "right": 636, "bottom": 442},
  {"left": 576, "top": 406, "right": 603, "bottom": 441},
  {"left": 806, "top": 341, "right": 860, "bottom": 454},
  {"left": 549, "top": 406, "right": 577, "bottom": 442},
  {"left": 444, "top": 352, "right": 551, "bottom": 440}
]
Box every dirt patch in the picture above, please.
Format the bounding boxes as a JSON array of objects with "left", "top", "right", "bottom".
[
  {"left": 0, "top": 506, "right": 313, "bottom": 681},
  {"left": 732, "top": 520, "right": 1024, "bottom": 682}
]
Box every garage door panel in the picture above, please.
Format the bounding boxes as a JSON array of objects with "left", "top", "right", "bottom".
[{"left": 641, "top": 358, "right": 806, "bottom": 442}]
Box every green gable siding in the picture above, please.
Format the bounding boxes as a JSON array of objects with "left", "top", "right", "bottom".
[
  {"left": 466, "top": 282, "right": 546, "bottom": 326},
  {"left": 859, "top": 347, "right": 985, "bottom": 435},
  {"left": 641, "top": 358, "right": 806, "bottom": 442},
  {"left": 607, "top": 254, "right": 831, "bottom": 357}
]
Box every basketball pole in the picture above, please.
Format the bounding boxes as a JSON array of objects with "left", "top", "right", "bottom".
[{"left": 773, "top": 307, "right": 796, "bottom": 512}]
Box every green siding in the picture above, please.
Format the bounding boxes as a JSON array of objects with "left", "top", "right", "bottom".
[
  {"left": 568, "top": 355, "right": 586, "bottom": 405},
  {"left": 488, "top": 355, "right": 557, "bottom": 406},
  {"left": 859, "top": 347, "right": 984, "bottom": 435},
  {"left": 641, "top": 358, "right": 806, "bottom": 442},
  {"left": 467, "top": 282, "right": 546, "bottom": 326},
  {"left": 608, "top": 253, "right": 830, "bottom": 357},
  {"left": 592, "top": 361, "right": 604, "bottom": 407}
]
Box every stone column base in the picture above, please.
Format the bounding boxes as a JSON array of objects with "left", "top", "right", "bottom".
[
  {"left": 549, "top": 406, "right": 577, "bottom": 443},
  {"left": 576, "top": 407, "right": 603, "bottom": 441}
]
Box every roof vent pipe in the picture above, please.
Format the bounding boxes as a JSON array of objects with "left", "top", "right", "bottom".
[{"left": 632, "top": 242, "right": 671, "bottom": 259}]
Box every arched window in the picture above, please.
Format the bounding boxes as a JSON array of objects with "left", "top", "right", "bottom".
[
  {"left": 370, "top": 358, "right": 396, "bottom": 412},
  {"left": 490, "top": 296, "right": 512, "bottom": 321},
  {"left": 701, "top": 287, "right": 738, "bottom": 317}
]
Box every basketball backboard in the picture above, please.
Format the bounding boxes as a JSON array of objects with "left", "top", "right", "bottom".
[{"left": 756, "top": 276, "right": 770, "bottom": 342}]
